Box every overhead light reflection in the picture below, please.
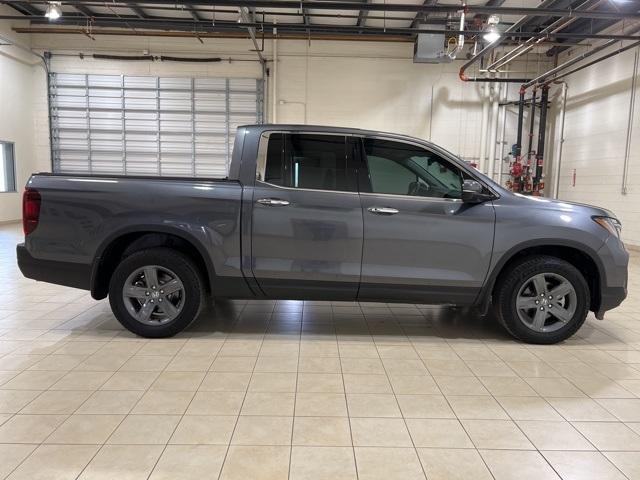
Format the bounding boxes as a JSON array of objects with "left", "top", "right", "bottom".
[{"left": 45, "top": 2, "right": 62, "bottom": 21}]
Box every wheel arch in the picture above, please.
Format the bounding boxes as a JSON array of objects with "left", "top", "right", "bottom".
[
  {"left": 90, "top": 226, "right": 215, "bottom": 300},
  {"left": 479, "top": 239, "right": 605, "bottom": 315}
]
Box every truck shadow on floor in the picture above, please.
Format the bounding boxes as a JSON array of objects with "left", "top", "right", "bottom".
[{"left": 181, "top": 300, "right": 514, "bottom": 342}]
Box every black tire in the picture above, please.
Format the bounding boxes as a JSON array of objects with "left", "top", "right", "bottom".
[
  {"left": 494, "top": 255, "right": 590, "bottom": 344},
  {"left": 108, "top": 247, "right": 204, "bottom": 338}
]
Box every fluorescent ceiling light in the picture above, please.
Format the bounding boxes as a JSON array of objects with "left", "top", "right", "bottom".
[
  {"left": 45, "top": 2, "right": 62, "bottom": 20},
  {"left": 483, "top": 15, "right": 501, "bottom": 44},
  {"left": 483, "top": 27, "right": 501, "bottom": 43}
]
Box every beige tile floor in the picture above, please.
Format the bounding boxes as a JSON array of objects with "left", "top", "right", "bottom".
[{"left": 1, "top": 222, "right": 640, "bottom": 479}]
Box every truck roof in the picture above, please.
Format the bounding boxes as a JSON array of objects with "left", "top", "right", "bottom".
[{"left": 238, "top": 124, "right": 437, "bottom": 147}]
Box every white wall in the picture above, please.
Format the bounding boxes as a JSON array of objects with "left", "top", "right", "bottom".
[
  {"left": 0, "top": 24, "right": 553, "bottom": 221},
  {"left": 555, "top": 42, "right": 640, "bottom": 246},
  {"left": 0, "top": 8, "right": 47, "bottom": 222},
  {"left": 28, "top": 33, "right": 549, "bottom": 171}
]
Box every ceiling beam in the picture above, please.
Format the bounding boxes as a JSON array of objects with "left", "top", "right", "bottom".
[
  {"left": 410, "top": 0, "right": 437, "bottom": 30},
  {"left": 8, "top": 1, "right": 42, "bottom": 15},
  {"left": 357, "top": 0, "right": 369, "bottom": 28},
  {"left": 2, "top": 7, "right": 467, "bottom": 24},
  {"left": 12, "top": 24, "right": 594, "bottom": 45},
  {"left": 10, "top": 1, "right": 640, "bottom": 20},
  {"left": 129, "top": 5, "right": 148, "bottom": 18},
  {"left": 545, "top": 0, "right": 639, "bottom": 56},
  {"left": 74, "top": 4, "right": 96, "bottom": 16},
  {"left": 185, "top": 3, "right": 202, "bottom": 21},
  {"left": 15, "top": 15, "right": 640, "bottom": 41}
]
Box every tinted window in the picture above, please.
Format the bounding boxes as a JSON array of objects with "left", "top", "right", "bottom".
[
  {"left": 261, "top": 133, "right": 354, "bottom": 192},
  {"left": 0, "top": 141, "right": 16, "bottom": 193},
  {"left": 263, "top": 133, "right": 285, "bottom": 185},
  {"left": 363, "top": 138, "right": 463, "bottom": 199}
]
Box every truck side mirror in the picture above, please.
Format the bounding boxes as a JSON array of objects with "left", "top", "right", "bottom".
[{"left": 462, "top": 179, "right": 492, "bottom": 204}]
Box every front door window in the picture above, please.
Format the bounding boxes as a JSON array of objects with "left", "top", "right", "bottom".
[{"left": 362, "top": 138, "right": 463, "bottom": 199}]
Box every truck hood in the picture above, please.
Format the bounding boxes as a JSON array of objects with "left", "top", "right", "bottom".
[{"left": 508, "top": 193, "right": 616, "bottom": 219}]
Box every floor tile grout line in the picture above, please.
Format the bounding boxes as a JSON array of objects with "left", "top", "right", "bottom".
[
  {"left": 447, "top": 339, "right": 611, "bottom": 479},
  {"left": 403, "top": 312, "right": 503, "bottom": 479},
  {"left": 144, "top": 343, "right": 218, "bottom": 479},
  {"left": 2, "top": 226, "right": 638, "bottom": 480},
  {"left": 286, "top": 301, "right": 304, "bottom": 480},
  {"left": 361, "top": 302, "right": 428, "bottom": 480},
  {"left": 336, "top": 304, "right": 361, "bottom": 480},
  {"left": 0, "top": 321, "right": 152, "bottom": 478},
  {"left": 70, "top": 328, "right": 197, "bottom": 479},
  {"left": 213, "top": 301, "right": 273, "bottom": 480}
]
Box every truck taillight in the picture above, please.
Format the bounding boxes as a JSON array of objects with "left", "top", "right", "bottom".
[{"left": 23, "top": 188, "right": 41, "bottom": 236}]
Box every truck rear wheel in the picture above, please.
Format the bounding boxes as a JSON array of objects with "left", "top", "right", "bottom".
[
  {"left": 108, "top": 247, "right": 204, "bottom": 338},
  {"left": 494, "top": 255, "right": 590, "bottom": 344}
]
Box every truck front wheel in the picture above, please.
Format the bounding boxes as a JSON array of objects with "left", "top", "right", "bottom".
[
  {"left": 494, "top": 255, "right": 590, "bottom": 344},
  {"left": 108, "top": 247, "right": 204, "bottom": 338}
]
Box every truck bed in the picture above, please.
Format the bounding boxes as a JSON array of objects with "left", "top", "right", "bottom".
[{"left": 20, "top": 173, "right": 246, "bottom": 296}]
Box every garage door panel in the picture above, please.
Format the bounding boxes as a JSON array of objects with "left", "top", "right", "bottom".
[
  {"left": 229, "top": 78, "right": 260, "bottom": 91},
  {"left": 88, "top": 75, "right": 121, "bottom": 88},
  {"left": 88, "top": 96, "right": 122, "bottom": 110},
  {"left": 54, "top": 73, "right": 86, "bottom": 87},
  {"left": 57, "top": 139, "right": 89, "bottom": 151},
  {"left": 125, "top": 96, "right": 158, "bottom": 110},
  {"left": 195, "top": 78, "right": 226, "bottom": 89},
  {"left": 124, "top": 76, "right": 157, "bottom": 88},
  {"left": 160, "top": 77, "right": 192, "bottom": 89},
  {"left": 51, "top": 74, "right": 263, "bottom": 177}
]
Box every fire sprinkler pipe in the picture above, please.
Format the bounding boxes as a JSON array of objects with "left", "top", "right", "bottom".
[
  {"left": 515, "top": 89, "right": 526, "bottom": 158},
  {"left": 535, "top": 85, "right": 550, "bottom": 189},
  {"left": 447, "top": 5, "right": 466, "bottom": 60},
  {"left": 541, "top": 38, "right": 640, "bottom": 87},
  {"left": 552, "top": 82, "right": 568, "bottom": 199},
  {"left": 622, "top": 47, "right": 639, "bottom": 195},
  {"left": 526, "top": 88, "right": 537, "bottom": 158},
  {"left": 488, "top": 80, "right": 501, "bottom": 180},
  {"left": 497, "top": 78, "right": 509, "bottom": 185},
  {"left": 523, "top": 24, "right": 640, "bottom": 89},
  {"left": 272, "top": 22, "right": 277, "bottom": 123},
  {"left": 485, "top": 0, "right": 605, "bottom": 73},
  {"left": 479, "top": 82, "right": 490, "bottom": 173},
  {"left": 459, "top": 0, "right": 557, "bottom": 83}
]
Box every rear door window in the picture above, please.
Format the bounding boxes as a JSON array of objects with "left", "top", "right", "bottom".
[{"left": 260, "top": 133, "right": 356, "bottom": 192}]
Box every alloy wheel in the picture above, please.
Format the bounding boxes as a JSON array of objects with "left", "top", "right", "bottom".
[
  {"left": 516, "top": 272, "right": 578, "bottom": 333},
  {"left": 122, "top": 265, "right": 185, "bottom": 325}
]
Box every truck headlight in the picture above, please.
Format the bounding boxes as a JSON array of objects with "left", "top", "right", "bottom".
[{"left": 593, "top": 216, "right": 622, "bottom": 240}]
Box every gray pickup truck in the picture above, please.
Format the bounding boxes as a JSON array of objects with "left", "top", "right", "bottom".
[{"left": 18, "top": 124, "right": 628, "bottom": 344}]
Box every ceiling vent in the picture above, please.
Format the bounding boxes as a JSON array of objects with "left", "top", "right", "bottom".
[{"left": 413, "top": 24, "right": 451, "bottom": 64}]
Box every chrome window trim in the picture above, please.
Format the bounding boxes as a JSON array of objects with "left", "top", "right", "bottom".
[
  {"left": 255, "top": 129, "right": 499, "bottom": 200},
  {"left": 255, "top": 179, "right": 359, "bottom": 195},
  {"left": 359, "top": 133, "right": 500, "bottom": 201},
  {"left": 359, "top": 191, "right": 463, "bottom": 203}
]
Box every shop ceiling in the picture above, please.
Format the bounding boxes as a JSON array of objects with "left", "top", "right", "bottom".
[{"left": 1, "top": 0, "right": 638, "bottom": 53}]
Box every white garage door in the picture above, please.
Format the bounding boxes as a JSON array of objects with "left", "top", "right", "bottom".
[{"left": 49, "top": 73, "right": 264, "bottom": 177}]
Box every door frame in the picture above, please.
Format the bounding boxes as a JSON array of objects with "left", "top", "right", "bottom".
[
  {"left": 353, "top": 134, "right": 498, "bottom": 305},
  {"left": 247, "top": 130, "right": 364, "bottom": 300}
]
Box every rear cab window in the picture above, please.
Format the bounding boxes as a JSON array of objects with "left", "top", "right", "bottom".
[{"left": 258, "top": 133, "right": 357, "bottom": 193}]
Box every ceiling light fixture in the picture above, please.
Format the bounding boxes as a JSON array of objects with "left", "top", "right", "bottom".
[
  {"left": 483, "top": 14, "right": 501, "bottom": 43},
  {"left": 45, "top": 1, "right": 62, "bottom": 21},
  {"left": 483, "top": 26, "right": 500, "bottom": 43}
]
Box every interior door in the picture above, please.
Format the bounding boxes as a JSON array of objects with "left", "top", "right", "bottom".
[
  {"left": 357, "top": 137, "right": 496, "bottom": 304},
  {"left": 250, "top": 132, "right": 363, "bottom": 300}
]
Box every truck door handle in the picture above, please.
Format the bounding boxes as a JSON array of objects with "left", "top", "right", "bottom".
[
  {"left": 257, "top": 198, "right": 290, "bottom": 206},
  {"left": 367, "top": 206, "right": 399, "bottom": 215}
]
